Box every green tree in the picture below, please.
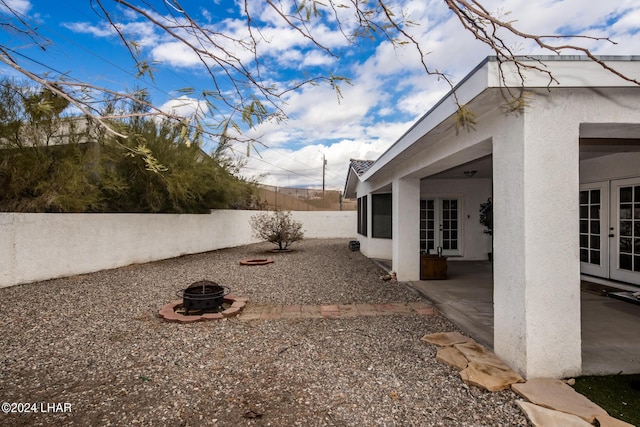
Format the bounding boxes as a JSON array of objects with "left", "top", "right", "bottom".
[
  {"left": 99, "top": 116, "right": 257, "bottom": 213},
  {"left": 0, "top": 79, "right": 102, "bottom": 212},
  {"left": 0, "top": 79, "right": 259, "bottom": 213}
]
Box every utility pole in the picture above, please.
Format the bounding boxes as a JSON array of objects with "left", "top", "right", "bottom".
[{"left": 321, "top": 152, "right": 326, "bottom": 200}]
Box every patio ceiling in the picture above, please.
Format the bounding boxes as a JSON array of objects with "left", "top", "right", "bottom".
[{"left": 421, "top": 132, "right": 640, "bottom": 180}]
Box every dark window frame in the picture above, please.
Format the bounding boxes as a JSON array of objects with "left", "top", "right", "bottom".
[
  {"left": 357, "top": 195, "right": 368, "bottom": 236},
  {"left": 371, "top": 193, "right": 392, "bottom": 239}
]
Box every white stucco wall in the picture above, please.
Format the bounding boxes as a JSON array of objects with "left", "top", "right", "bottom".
[
  {"left": 349, "top": 57, "right": 640, "bottom": 379},
  {"left": 358, "top": 237, "right": 392, "bottom": 260},
  {"left": 493, "top": 89, "right": 585, "bottom": 378},
  {"left": 494, "top": 87, "right": 640, "bottom": 378},
  {"left": 292, "top": 211, "right": 357, "bottom": 238},
  {"left": 0, "top": 210, "right": 356, "bottom": 288},
  {"left": 392, "top": 178, "right": 421, "bottom": 281}
]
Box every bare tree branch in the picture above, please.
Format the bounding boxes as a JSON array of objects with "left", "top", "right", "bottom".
[{"left": 1, "top": 0, "right": 638, "bottom": 146}]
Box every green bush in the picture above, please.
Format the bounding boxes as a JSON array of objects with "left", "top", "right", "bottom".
[{"left": 0, "top": 79, "right": 259, "bottom": 213}]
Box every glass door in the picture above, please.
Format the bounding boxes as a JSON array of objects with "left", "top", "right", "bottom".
[
  {"left": 579, "top": 183, "right": 609, "bottom": 278},
  {"left": 420, "top": 198, "right": 461, "bottom": 256},
  {"left": 610, "top": 178, "right": 640, "bottom": 285}
]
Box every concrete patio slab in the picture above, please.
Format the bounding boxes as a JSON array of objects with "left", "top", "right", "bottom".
[{"left": 406, "top": 261, "right": 640, "bottom": 376}]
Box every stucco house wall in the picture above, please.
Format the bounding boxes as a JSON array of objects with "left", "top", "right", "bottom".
[{"left": 345, "top": 56, "right": 640, "bottom": 379}]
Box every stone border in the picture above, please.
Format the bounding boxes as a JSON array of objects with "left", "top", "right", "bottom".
[
  {"left": 239, "top": 258, "right": 274, "bottom": 266},
  {"left": 158, "top": 295, "right": 248, "bottom": 323},
  {"left": 237, "top": 302, "right": 437, "bottom": 321}
]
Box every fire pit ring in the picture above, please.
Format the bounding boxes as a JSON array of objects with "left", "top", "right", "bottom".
[
  {"left": 176, "top": 280, "right": 230, "bottom": 314},
  {"left": 239, "top": 258, "right": 274, "bottom": 266},
  {"left": 158, "top": 294, "right": 248, "bottom": 323}
]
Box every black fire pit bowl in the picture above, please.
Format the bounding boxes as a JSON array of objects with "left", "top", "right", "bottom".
[{"left": 177, "top": 280, "right": 230, "bottom": 314}]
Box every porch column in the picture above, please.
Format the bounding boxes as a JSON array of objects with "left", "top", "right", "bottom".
[
  {"left": 392, "top": 177, "right": 421, "bottom": 281},
  {"left": 492, "top": 111, "right": 582, "bottom": 378}
]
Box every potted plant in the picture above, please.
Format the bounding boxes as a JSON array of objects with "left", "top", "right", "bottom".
[{"left": 479, "top": 198, "right": 493, "bottom": 261}]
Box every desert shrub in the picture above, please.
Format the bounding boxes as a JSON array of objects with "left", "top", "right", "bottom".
[{"left": 250, "top": 210, "right": 304, "bottom": 250}]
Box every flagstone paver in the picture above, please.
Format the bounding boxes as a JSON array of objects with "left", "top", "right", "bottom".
[
  {"left": 595, "top": 414, "right": 636, "bottom": 427},
  {"left": 460, "top": 361, "right": 525, "bottom": 392},
  {"left": 436, "top": 347, "right": 468, "bottom": 370},
  {"left": 512, "top": 378, "right": 609, "bottom": 423},
  {"left": 516, "top": 401, "right": 593, "bottom": 427},
  {"left": 421, "top": 331, "right": 475, "bottom": 347}
]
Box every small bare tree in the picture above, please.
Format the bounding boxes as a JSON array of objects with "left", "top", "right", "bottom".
[{"left": 250, "top": 210, "right": 304, "bottom": 251}]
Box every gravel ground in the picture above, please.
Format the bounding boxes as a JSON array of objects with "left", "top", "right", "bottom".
[{"left": 0, "top": 238, "right": 529, "bottom": 426}]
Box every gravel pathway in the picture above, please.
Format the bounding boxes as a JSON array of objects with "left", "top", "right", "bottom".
[{"left": 0, "top": 238, "right": 528, "bottom": 426}]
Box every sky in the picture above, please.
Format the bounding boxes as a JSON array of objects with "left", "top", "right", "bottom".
[{"left": 1, "top": 0, "right": 640, "bottom": 190}]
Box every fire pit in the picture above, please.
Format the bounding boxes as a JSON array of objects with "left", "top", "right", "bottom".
[
  {"left": 239, "top": 258, "right": 274, "bottom": 266},
  {"left": 176, "top": 280, "right": 230, "bottom": 314}
]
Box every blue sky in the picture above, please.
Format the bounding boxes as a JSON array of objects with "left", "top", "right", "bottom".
[{"left": 2, "top": 0, "right": 640, "bottom": 189}]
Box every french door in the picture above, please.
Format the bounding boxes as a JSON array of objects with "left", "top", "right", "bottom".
[
  {"left": 610, "top": 178, "right": 640, "bottom": 284},
  {"left": 580, "top": 178, "right": 640, "bottom": 285},
  {"left": 579, "top": 183, "right": 609, "bottom": 278},
  {"left": 420, "top": 198, "right": 461, "bottom": 256}
]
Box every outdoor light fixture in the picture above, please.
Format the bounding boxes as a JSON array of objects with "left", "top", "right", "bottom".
[{"left": 463, "top": 170, "right": 477, "bottom": 178}]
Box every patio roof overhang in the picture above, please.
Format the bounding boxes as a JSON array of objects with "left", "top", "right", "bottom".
[{"left": 358, "top": 55, "right": 640, "bottom": 185}]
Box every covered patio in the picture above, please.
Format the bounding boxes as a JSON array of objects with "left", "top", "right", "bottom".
[
  {"left": 404, "top": 261, "right": 640, "bottom": 376},
  {"left": 347, "top": 56, "right": 640, "bottom": 378}
]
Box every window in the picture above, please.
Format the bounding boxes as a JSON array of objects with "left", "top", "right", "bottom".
[
  {"left": 357, "top": 197, "right": 362, "bottom": 234},
  {"left": 357, "top": 196, "right": 368, "bottom": 236},
  {"left": 579, "top": 189, "right": 601, "bottom": 266},
  {"left": 372, "top": 193, "right": 392, "bottom": 239}
]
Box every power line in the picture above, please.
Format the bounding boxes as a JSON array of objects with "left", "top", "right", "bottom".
[{"left": 3, "top": 4, "right": 352, "bottom": 186}]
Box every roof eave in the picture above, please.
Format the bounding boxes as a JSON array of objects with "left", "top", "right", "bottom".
[{"left": 360, "top": 55, "right": 640, "bottom": 183}]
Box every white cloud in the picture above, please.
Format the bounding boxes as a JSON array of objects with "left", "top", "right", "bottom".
[
  {"left": 159, "top": 96, "right": 208, "bottom": 118},
  {"left": 0, "top": 0, "right": 31, "bottom": 15},
  {"left": 229, "top": 0, "right": 640, "bottom": 189},
  {"left": 62, "top": 22, "right": 114, "bottom": 38},
  {"left": 55, "top": 0, "right": 640, "bottom": 190},
  {"left": 151, "top": 42, "right": 201, "bottom": 67},
  {"left": 63, "top": 19, "right": 158, "bottom": 46}
]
